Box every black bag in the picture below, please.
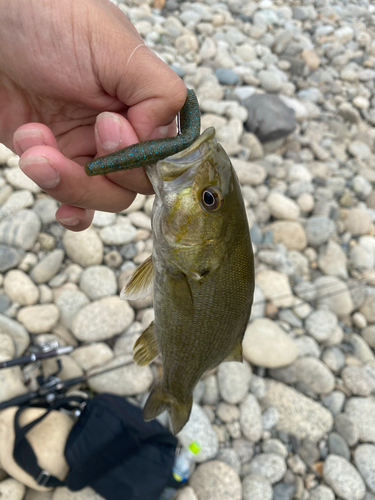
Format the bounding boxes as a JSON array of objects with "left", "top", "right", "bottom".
[{"left": 13, "top": 393, "right": 179, "bottom": 500}]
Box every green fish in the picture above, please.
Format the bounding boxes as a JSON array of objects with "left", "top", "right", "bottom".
[{"left": 121, "top": 126, "right": 254, "bottom": 433}]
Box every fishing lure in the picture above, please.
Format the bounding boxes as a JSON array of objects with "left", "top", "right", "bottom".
[{"left": 84, "top": 88, "right": 200, "bottom": 176}]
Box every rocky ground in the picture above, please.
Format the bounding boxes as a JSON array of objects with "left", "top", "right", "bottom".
[{"left": 0, "top": 0, "right": 375, "bottom": 499}]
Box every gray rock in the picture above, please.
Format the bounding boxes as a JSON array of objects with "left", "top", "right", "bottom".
[
  {"left": 243, "top": 94, "right": 296, "bottom": 142},
  {"left": 272, "top": 483, "right": 296, "bottom": 500},
  {"left": 33, "top": 198, "right": 59, "bottom": 224},
  {"left": 63, "top": 228, "right": 103, "bottom": 267},
  {"left": 345, "top": 397, "right": 375, "bottom": 443},
  {"left": 79, "top": 266, "right": 117, "bottom": 300},
  {"left": 318, "top": 240, "right": 348, "bottom": 279},
  {"left": 0, "top": 209, "right": 41, "bottom": 250},
  {"left": 72, "top": 297, "right": 134, "bottom": 342},
  {"left": 262, "top": 438, "right": 288, "bottom": 458},
  {"left": 323, "top": 454, "right": 366, "bottom": 500},
  {"left": 189, "top": 460, "right": 241, "bottom": 500},
  {"left": 328, "top": 432, "right": 350, "bottom": 460},
  {"left": 56, "top": 290, "right": 90, "bottom": 330},
  {"left": 334, "top": 413, "right": 359, "bottom": 447},
  {"left": 354, "top": 444, "right": 375, "bottom": 494},
  {"left": 294, "top": 357, "right": 335, "bottom": 396},
  {"left": 362, "top": 325, "right": 375, "bottom": 348},
  {"left": 0, "top": 244, "right": 23, "bottom": 272},
  {"left": 216, "top": 448, "right": 241, "bottom": 475},
  {"left": 305, "top": 216, "right": 335, "bottom": 246},
  {"left": 345, "top": 208, "right": 372, "bottom": 236},
  {"left": 348, "top": 141, "right": 371, "bottom": 160},
  {"left": 259, "top": 71, "right": 283, "bottom": 92},
  {"left": 342, "top": 366, "right": 375, "bottom": 396},
  {"left": 248, "top": 453, "right": 286, "bottom": 484},
  {"left": 217, "top": 362, "right": 251, "bottom": 404},
  {"left": 262, "top": 406, "right": 279, "bottom": 430},
  {"left": 30, "top": 249, "right": 65, "bottom": 284},
  {"left": 177, "top": 404, "right": 219, "bottom": 463},
  {"left": 240, "top": 394, "right": 263, "bottom": 442},
  {"left": 243, "top": 318, "right": 298, "bottom": 368},
  {"left": 261, "top": 380, "right": 333, "bottom": 441},
  {"left": 299, "top": 439, "right": 320, "bottom": 466},
  {"left": 232, "top": 438, "right": 254, "bottom": 464},
  {"left": 0, "top": 314, "right": 29, "bottom": 355},
  {"left": 17, "top": 304, "right": 60, "bottom": 334},
  {"left": 322, "top": 347, "right": 346, "bottom": 373},
  {"left": 351, "top": 333, "right": 375, "bottom": 363},
  {"left": 100, "top": 222, "right": 137, "bottom": 245},
  {"left": 242, "top": 474, "right": 273, "bottom": 500},
  {"left": 92, "top": 211, "right": 117, "bottom": 227},
  {"left": 322, "top": 391, "right": 346, "bottom": 417},
  {"left": 215, "top": 68, "right": 239, "bottom": 85},
  {"left": 305, "top": 310, "right": 338, "bottom": 343},
  {"left": 309, "top": 485, "right": 335, "bottom": 500},
  {"left": 314, "top": 276, "right": 354, "bottom": 317}
]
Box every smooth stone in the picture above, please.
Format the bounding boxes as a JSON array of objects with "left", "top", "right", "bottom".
[
  {"left": 243, "top": 94, "right": 296, "bottom": 142},
  {"left": 305, "top": 216, "right": 335, "bottom": 246},
  {"left": 175, "top": 487, "right": 198, "bottom": 500},
  {"left": 92, "top": 211, "right": 117, "bottom": 227},
  {"left": 217, "top": 361, "right": 252, "bottom": 404},
  {"left": 268, "top": 221, "right": 307, "bottom": 251},
  {"left": 354, "top": 444, "right": 375, "bottom": 493},
  {"left": 215, "top": 448, "right": 241, "bottom": 475},
  {"left": 294, "top": 357, "right": 335, "bottom": 396},
  {"left": 0, "top": 333, "right": 15, "bottom": 361},
  {"left": 189, "top": 460, "right": 241, "bottom": 500},
  {"left": 248, "top": 453, "right": 286, "bottom": 484},
  {"left": 295, "top": 336, "right": 320, "bottom": 358},
  {"left": 322, "top": 347, "right": 346, "bottom": 373},
  {"left": 215, "top": 68, "right": 239, "bottom": 85},
  {"left": 0, "top": 190, "right": 33, "bottom": 220},
  {"left": 348, "top": 141, "right": 371, "bottom": 160},
  {"left": 342, "top": 366, "right": 375, "bottom": 396},
  {"left": 0, "top": 314, "right": 29, "bottom": 355},
  {"left": 323, "top": 454, "right": 365, "bottom": 500},
  {"left": 177, "top": 404, "right": 219, "bottom": 463},
  {"left": 100, "top": 222, "right": 137, "bottom": 245},
  {"left": 17, "top": 304, "right": 60, "bottom": 333},
  {"left": 256, "top": 269, "right": 294, "bottom": 307},
  {"left": 63, "top": 228, "right": 103, "bottom": 267},
  {"left": 3, "top": 269, "right": 39, "bottom": 305},
  {"left": 242, "top": 474, "right": 273, "bottom": 500},
  {"left": 0, "top": 478, "right": 25, "bottom": 500},
  {"left": 259, "top": 70, "right": 283, "bottom": 92},
  {"left": 334, "top": 413, "right": 359, "bottom": 447},
  {"left": 0, "top": 244, "right": 23, "bottom": 272},
  {"left": 305, "top": 310, "right": 338, "bottom": 343},
  {"left": 42, "top": 354, "right": 83, "bottom": 381},
  {"left": 0, "top": 366, "right": 27, "bottom": 404},
  {"left": 318, "top": 240, "right": 348, "bottom": 279},
  {"left": 240, "top": 394, "right": 263, "bottom": 442},
  {"left": 309, "top": 485, "right": 335, "bottom": 500},
  {"left": 56, "top": 290, "right": 90, "bottom": 330},
  {"left": 231, "top": 159, "right": 267, "bottom": 186},
  {"left": 261, "top": 380, "right": 333, "bottom": 441},
  {"left": 328, "top": 432, "right": 350, "bottom": 460},
  {"left": 217, "top": 402, "right": 239, "bottom": 423},
  {"left": 71, "top": 343, "right": 114, "bottom": 371},
  {"left": 0, "top": 407, "right": 73, "bottom": 490},
  {"left": 362, "top": 325, "right": 375, "bottom": 348},
  {"left": 4, "top": 168, "right": 40, "bottom": 192},
  {"left": 202, "top": 375, "right": 219, "bottom": 405},
  {"left": 88, "top": 355, "right": 152, "bottom": 396},
  {"left": 345, "top": 208, "right": 372, "bottom": 236},
  {"left": 322, "top": 392, "right": 346, "bottom": 417},
  {"left": 0, "top": 209, "right": 41, "bottom": 250},
  {"left": 345, "top": 397, "right": 375, "bottom": 443},
  {"left": 360, "top": 296, "right": 375, "bottom": 324},
  {"left": 53, "top": 487, "right": 105, "bottom": 500},
  {"left": 267, "top": 192, "right": 300, "bottom": 220},
  {"left": 314, "top": 276, "right": 354, "bottom": 317},
  {"left": 79, "top": 265, "right": 117, "bottom": 300},
  {"left": 33, "top": 198, "right": 59, "bottom": 224},
  {"left": 243, "top": 318, "right": 298, "bottom": 368},
  {"left": 30, "top": 249, "right": 65, "bottom": 284},
  {"left": 127, "top": 212, "right": 151, "bottom": 231},
  {"left": 72, "top": 296, "right": 134, "bottom": 342},
  {"left": 262, "top": 406, "right": 279, "bottom": 430}
]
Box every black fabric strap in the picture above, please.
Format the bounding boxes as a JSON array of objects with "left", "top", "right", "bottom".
[{"left": 13, "top": 396, "right": 84, "bottom": 488}]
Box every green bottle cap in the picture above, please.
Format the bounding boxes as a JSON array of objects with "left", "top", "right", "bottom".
[{"left": 189, "top": 441, "right": 201, "bottom": 455}]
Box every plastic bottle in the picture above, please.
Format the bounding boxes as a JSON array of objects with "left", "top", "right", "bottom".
[{"left": 159, "top": 441, "right": 201, "bottom": 500}]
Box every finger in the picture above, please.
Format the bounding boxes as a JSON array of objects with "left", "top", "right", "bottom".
[
  {"left": 18, "top": 145, "right": 138, "bottom": 212},
  {"left": 56, "top": 205, "right": 95, "bottom": 231},
  {"left": 13, "top": 124, "right": 60, "bottom": 156},
  {"left": 94, "top": 111, "right": 153, "bottom": 194}
]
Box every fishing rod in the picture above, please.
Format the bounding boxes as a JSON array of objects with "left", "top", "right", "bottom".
[
  {"left": 0, "top": 359, "right": 132, "bottom": 411},
  {"left": 0, "top": 345, "right": 74, "bottom": 369}
]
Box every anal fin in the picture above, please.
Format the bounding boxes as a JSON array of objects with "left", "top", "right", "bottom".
[
  {"left": 133, "top": 321, "right": 159, "bottom": 366},
  {"left": 223, "top": 342, "right": 243, "bottom": 362}
]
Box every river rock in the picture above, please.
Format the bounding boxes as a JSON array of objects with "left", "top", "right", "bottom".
[
  {"left": 242, "top": 474, "right": 273, "bottom": 500},
  {"left": 72, "top": 297, "right": 134, "bottom": 342},
  {"left": 0, "top": 244, "right": 23, "bottom": 272},
  {"left": 309, "top": 485, "right": 335, "bottom": 500},
  {"left": 267, "top": 192, "right": 300, "bottom": 220},
  {"left": 0, "top": 366, "right": 27, "bottom": 404},
  {"left": 248, "top": 453, "right": 286, "bottom": 484},
  {"left": 0, "top": 209, "right": 41, "bottom": 250},
  {"left": 261, "top": 380, "right": 333, "bottom": 441},
  {"left": 52, "top": 487, "right": 105, "bottom": 500},
  {"left": 345, "top": 208, "right": 372, "bottom": 236},
  {"left": 17, "top": 304, "right": 60, "bottom": 333},
  {"left": 243, "top": 318, "right": 298, "bottom": 368},
  {"left": 56, "top": 290, "right": 90, "bottom": 330},
  {"left": 240, "top": 394, "right": 263, "bottom": 442},
  {"left": 345, "top": 397, "right": 375, "bottom": 443},
  {"left": 30, "top": 249, "right": 65, "bottom": 284},
  {"left": 342, "top": 366, "right": 375, "bottom": 396},
  {"left": 318, "top": 240, "right": 348, "bottom": 279},
  {"left": 99, "top": 221, "right": 137, "bottom": 245},
  {"left": 0, "top": 478, "right": 25, "bottom": 500},
  {"left": 243, "top": 94, "right": 296, "bottom": 142},
  {"left": 217, "top": 361, "right": 251, "bottom": 404},
  {"left": 323, "top": 454, "right": 366, "bottom": 500},
  {"left": 0, "top": 314, "right": 29, "bottom": 355},
  {"left": 256, "top": 269, "right": 295, "bottom": 307},
  {"left": 231, "top": 159, "right": 267, "bottom": 186},
  {"left": 354, "top": 444, "right": 375, "bottom": 493},
  {"left": 79, "top": 265, "right": 117, "bottom": 300},
  {"left": 88, "top": 355, "right": 152, "bottom": 396},
  {"left": 268, "top": 221, "right": 307, "bottom": 250},
  {"left": 305, "top": 309, "right": 338, "bottom": 343},
  {"left": 314, "top": 276, "right": 354, "bottom": 317},
  {"left": 177, "top": 403, "right": 219, "bottom": 462},
  {"left": 294, "top": 357, "right": 335, "bottom": 395},
  {"left": 305, "top": 216, "right": 335, "bottom": 246},
  {"left": 71, "top": 343, "right": 114, "bottom": 371},
  {"left": 63, "top": 228, "right": 103, "bottom": 267},
  {"left": 0, "top": 407, "right": 73, "bottom": 490},
  {"left": 3, "top": 269, "right": 39, "bottom": 305},
  {"left": 189, "top": 460, "right": 241, "bottom": 500}
]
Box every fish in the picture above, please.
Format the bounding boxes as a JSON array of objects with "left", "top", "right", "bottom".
[{"left": 121, "top": 126, "right": 254, "bottom": 434}]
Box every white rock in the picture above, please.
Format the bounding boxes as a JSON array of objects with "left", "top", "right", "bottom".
[
  {"left": 0, "top": 478, "right": 25, "bottom": 500},
  {"left": 4, "top": 269, "right": 39, "bottom": 305},
  {"left": 189, "top": 460, "right": 241, "bottom": 500},
  {"left": 256, "top": 270, "right": 295, "bottom": 307},
  {"left": 17, "top": 304, "right": 60, "bottom": 333},
  {"left": 240, "top": 394, "right": 263, "bottom": 442},
  {"left": 323, "top": 454, "right": 365, "bottom": 500},
  {"left": 79, "top": 265, "right": 117, "bottom": 300},
  {"left": 217, "top": 362, "right": 252, "bottom": 404},
  {"left": 267, "top": 192, "right": 300, "bottom": 220},
  {"left": 71, "top": 343, "right": 114, "bottom": 371},
  {"left": 63, "top": 228, "right": 103, "bottom": 267}
]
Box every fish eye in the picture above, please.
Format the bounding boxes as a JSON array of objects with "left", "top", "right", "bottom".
[{"left": 201, "top": 187, "right": 223, "bottom": 211}]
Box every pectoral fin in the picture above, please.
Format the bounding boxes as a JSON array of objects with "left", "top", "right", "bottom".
[
  {"left": 224, "top": 342, "right": 243, "bottom": 362},
  {"left": 133, "top": 321, "right": 159, "bottom": 366},
  {"left": 120, "top": 255, "right": 154, "bottom": 300}
]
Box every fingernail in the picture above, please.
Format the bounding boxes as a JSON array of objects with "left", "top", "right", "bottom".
[
  {"left": 14, "top": 129, "right": 46, "bottom": 155},
  {"left": 57, "top": 215, "right": 80, "bottom": 226},
  {"left": 96, "top": 112, "right": 123, "bottom": 150},
  {"left": 19, "top": 157, "right": 60, "bottom": 189}
]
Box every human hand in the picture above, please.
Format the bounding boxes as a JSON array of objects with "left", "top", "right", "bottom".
[{"left": 0, "top": 0, "right": 186, "bottom": 230}]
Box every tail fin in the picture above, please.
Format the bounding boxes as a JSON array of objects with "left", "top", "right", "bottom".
[{"left": 143, "top": 384, "right": 193, "bottom": 434}]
